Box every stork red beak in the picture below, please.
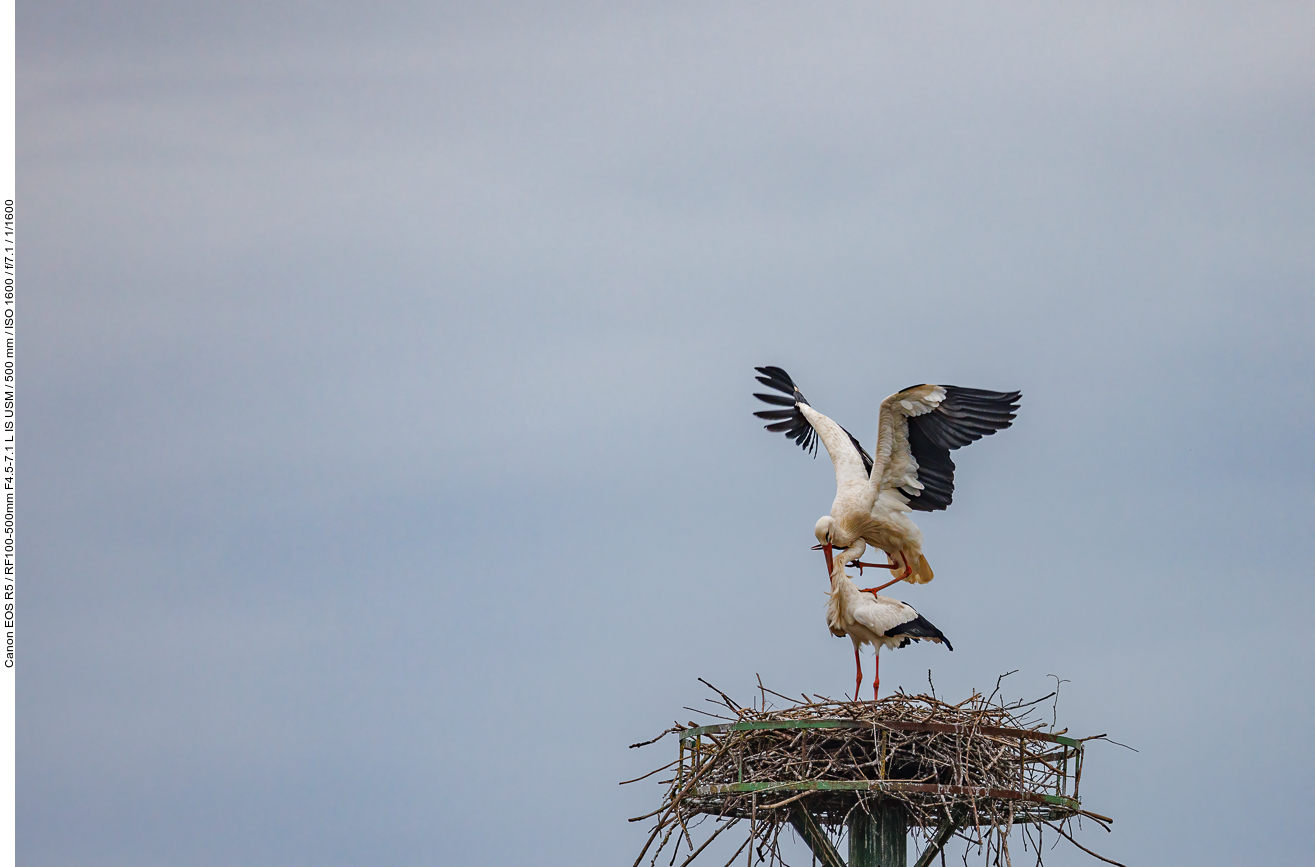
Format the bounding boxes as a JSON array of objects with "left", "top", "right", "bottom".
[{"left": 821, "top": 543, "right": 834, "bottom": 578}]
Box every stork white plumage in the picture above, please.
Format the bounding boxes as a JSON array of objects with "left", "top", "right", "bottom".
[
  {"left": 825, "top": 558, "right": 953, "bottom": 701},
  {"left": 753, "top": 366, "right": 1019, "bottom": 587}
]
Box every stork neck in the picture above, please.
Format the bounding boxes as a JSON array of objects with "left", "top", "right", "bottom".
[
  {"left": 829, "top": 565, "right": 865, "bottom": 617},
  {"left": 832, "top": 537, "right": 866, "bottom": 569}
]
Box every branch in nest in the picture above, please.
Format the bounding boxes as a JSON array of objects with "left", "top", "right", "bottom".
[{"left": 1044, "top": 822, "right": 1127, "bottom": 867}]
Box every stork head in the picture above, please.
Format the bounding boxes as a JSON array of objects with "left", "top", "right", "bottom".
[
  {"left": 814, "top": 515, "right": 834, "bottom": 546},
  {"left": 814, "top": 516, "right": 835, "bottom": 577}
]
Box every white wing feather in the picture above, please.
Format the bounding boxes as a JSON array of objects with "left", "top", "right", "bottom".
[
  {"left": 867, "top": 385, "right": 946, "bottom": 504},
  {"left": 851, "top": 594, "right": 918, "bottom": 637},
  {"left": 798, "top": 403, "right": 870, "bottom": 493}
]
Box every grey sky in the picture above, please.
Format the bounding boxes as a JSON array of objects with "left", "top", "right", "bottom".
[{"left": 21, "top": 3, "right": 1315, "bottom": 865}]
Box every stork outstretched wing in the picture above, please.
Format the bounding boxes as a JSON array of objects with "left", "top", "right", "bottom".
[
  {"left": 875, "top": 384, "right": 1020, "bottom": 512},
  {"left": 753, "top": 366, "right": 874, "bottom": 477},
  {"left": 753, "top": 367, "right": 1019, "bottom": 512}
]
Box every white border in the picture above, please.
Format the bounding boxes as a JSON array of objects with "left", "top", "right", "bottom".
[{"left": 1, "top": 3, "right": 14, "bottom": 866}]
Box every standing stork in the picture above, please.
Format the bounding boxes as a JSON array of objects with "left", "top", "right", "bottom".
[
  {"left": 826, "top": 561, "right": 953, "bottom": 701},
  {"left": 753, "top": 366, "right": 1019, "bottom": 586}
]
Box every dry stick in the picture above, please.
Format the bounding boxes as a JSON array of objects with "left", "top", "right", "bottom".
[
  {"left": 699, "top": 678, "right": 743, "bottom": 711},
  {"left": 757, "top": 789, "right": 816, "bottom": 811},
  {"left": 757, "top": 683, "right": 801, "bottom": 705},
  {"left": 1082, "top": 734, "right": 1138, "bottom": 752},
  {"left": 1006, "top": 692, "right": 1057, "bottom": 711},
  {"left": 719, "top": 831, "right": 753, "bottom": 867},
  {"left": 986, "top": 672, "right": 1017, "bottom": 708},
  {"left": 747, "top": 794, "right": 757, "bottom": 867},
  {"left": 632, "top": 728, "right": 681, "bottom": 749},
  {"left": 643, "top": 735, "right": 739, "bottom": 824},
  {"left": 1047, "top": 675, "right": 1068, "bottom": 733},
  {"left": 621, "top": 757, "right": 684, "bottom": 786},
  {"left": 628, "top": 736, "right": 735, "bottom": 823},
  {"left": 630, "top": 821, "right": 666, "bottom": 867},
  {"left": 630, "top": 804, "right": 671, "bottom": 824},
  {"left": 674, "top": 820, "right": 740, "bottom": 867},
  {"left": 1075, "top": 810, "right": 1114, "bottom": 830},
  {"left": 651, "top": 825, "right": 678, "bottom": 867},
  {"left": 705, "top": 698, "right": 751, "bottom": 719},
  {"left": 674, "top": 804, "right": 697, "bottom": 854},
  {"left": 1043, "top": 822, "right": 1127, "bottom": 867}
]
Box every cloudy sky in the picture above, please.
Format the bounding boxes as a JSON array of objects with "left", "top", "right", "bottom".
[{"left": 21, "top": 3, "right": 1315, "bottom": 865}]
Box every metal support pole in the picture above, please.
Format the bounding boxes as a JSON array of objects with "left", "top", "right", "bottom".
[
  {"left": 788, "top": 805, "right": 846, "bottom": 867},
  {"left": 848, "top": 800, "right": 906, "bottom": 867},
  {"left": 911, "top": 805, "right": 968, "bottom": 867}
]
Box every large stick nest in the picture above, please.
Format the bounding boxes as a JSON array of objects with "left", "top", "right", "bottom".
[{"left": 626, "top": 678, "right": 1123, "bottom": 867}]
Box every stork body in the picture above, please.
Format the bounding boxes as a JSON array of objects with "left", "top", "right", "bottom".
[
  {"left": 753, "top": 366, "right": 1019, "bottom": 585},
  {"left": 826, "top": 563, "right": 952, "bottom": 700}
]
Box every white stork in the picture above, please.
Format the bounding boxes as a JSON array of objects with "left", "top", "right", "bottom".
[
  {"left": 826, "top": 560, "right": 953, "bottom": 701},
  {"left": 753, "top": 366, "right": 1019, "bottom": 588}
]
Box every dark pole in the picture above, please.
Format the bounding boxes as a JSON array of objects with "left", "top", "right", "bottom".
[
  {"left": 848, "top": 800, "right": 906, "bottom": 867},
  {"left": 788, "top": 805, "right": 846, "bottom": 867}
]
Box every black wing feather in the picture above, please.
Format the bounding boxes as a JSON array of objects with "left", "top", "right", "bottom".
[
  {"left": 886, "top": 612, "right": 953, "bottom": 651},
  {"left": 752, "top": 366, "right": 817, "bottom": 457},
  {"left": 840, "top": 426, "right": 874, "bottom": 477},
  {"left": 752, "top": 366, "right": 874, "bottom": 474},
  {"left": 902, "top": 386, "right": 1019, "bottom": 512}
]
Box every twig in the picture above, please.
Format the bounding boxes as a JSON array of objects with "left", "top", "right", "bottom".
[
  {"left": 699, "top": 678, "right": 743, "bottom": 711},
  {"left": 621, "top": 757, "right": 683, "bottom": 785},
  {"left": 632, "top": 728, "right": 680, "bottom": 749},
  {"left": 987, "top": 671, "right": 1018, "bottom": 707},
  {"left": 1043, "top": 822, "right": 1127, "bottom": 867},
  {"left": 675, "top": 819, "right": 739, "bottom": 867}
]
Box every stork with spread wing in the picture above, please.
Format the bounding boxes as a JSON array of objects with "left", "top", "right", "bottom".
[{"left": 753, "top": 366, "right": 1019, "bottom": 587}]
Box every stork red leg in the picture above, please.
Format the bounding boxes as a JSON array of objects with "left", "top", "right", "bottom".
[
  {"left": 859, "top": 574, "right": 907, "bottom": 595},
  {"left": 872, "top": 653, "right": 881, "bottom": 700},
  {"left": 853, "top": 646, "right": 863, "bottom": 703}
]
